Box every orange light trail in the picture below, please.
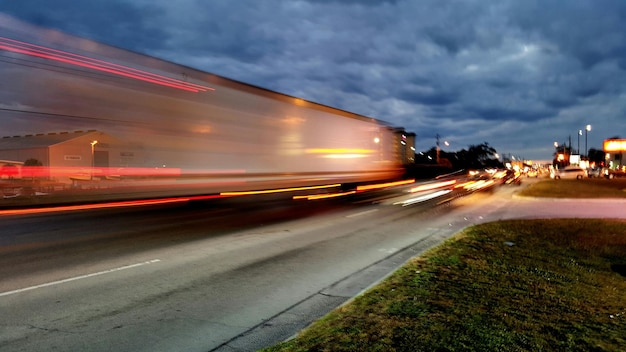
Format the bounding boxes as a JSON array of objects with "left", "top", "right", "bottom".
[
  {"left": 0, "top": 193, "right": 239, "bottom": 217},
  {"left": 293, "top": 191, "right": 356, "bottom": 200},
  {"left": 356, "top": 179, "right": 415, "bottom": 191},
  {"left": 0, "top": 36, "right": 214, "bottom": 92},
  {"left": 220, "top": 183, "right": 342, "bottom": 196},
  {"left": 0, "top": 184, "right": 348, "bottom": 216}
]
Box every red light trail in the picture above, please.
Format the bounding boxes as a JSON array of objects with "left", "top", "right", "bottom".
[{"left": 0, "top": 36, "right": 214, "bottom": 92}]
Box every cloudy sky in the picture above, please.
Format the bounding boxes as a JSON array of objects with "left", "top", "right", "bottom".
[{"left": 1, "top": 0, "right": 625, "bottom": 160}]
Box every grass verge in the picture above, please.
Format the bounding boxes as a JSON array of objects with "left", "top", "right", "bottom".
[
  {"left": 519, "top": 178, "right": 626, "bottom": 198},
  {"left": 264, "top": 219, "right": 626, "bottom": 352}
]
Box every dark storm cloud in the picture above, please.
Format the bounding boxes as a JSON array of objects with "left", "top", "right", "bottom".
[
  {"left": 396, "top": 82, "right": 458, "bottom": 106},
  {"left": 2, "top": 0, "right": 626, "bottom": 159},
  {"left": 0, "top": 0, "right": 168, "bottom": 53},
  {"left": 306, "top": 0, "right": 400, "bottom": 4},
  {"left": 468, "top": 105, "right": 555, "bottom": 123},
  {"left": 509, "top": 0, "right": 626, "bottom": 69}
]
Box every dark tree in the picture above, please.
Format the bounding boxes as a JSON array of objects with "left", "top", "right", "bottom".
[
  {"left": 588, "top": 148, "right": 605, "bottom": 165},
  {"left": 24, "top": 158, "right": 43, "bottom": 166},
  {"left": 467, "top": 142, "right": 498, "bottom": 165}
]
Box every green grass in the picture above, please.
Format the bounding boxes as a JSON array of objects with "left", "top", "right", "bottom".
[
  {"left": 519, "top": 178, "right": 626, "bottom": 198},
  {"left": 263, "top": 219, "right": 626, "bottom": 352}
]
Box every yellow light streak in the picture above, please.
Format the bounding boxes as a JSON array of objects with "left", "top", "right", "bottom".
[
  {"left": 305, "top": 148, "right": 374, "bottom": 154},
  {"left": 220, "top": 183, "right": 341, "bottom": 196},
  {"left": 293, "top": 191, "right": 356, "bottom": 200},
  {"left": 356, "top": 179, "right": 415, "bottom": 191}
]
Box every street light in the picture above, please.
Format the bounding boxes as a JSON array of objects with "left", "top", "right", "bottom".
[
  {"left": 554, "top": 141, "right": 564, "bottom": 164},
  {"left": 578, "top": 130, "right": 582, "bottom": 155},
  {"left": 90, "top": 140, "right": 98, "bottom": 180},
  {"left": 585, "top": 124, "right": 591, "bottom": 158}
]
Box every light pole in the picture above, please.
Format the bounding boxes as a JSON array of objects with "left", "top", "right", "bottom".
[
  {"left": 436, "top": 134, "right": 440, "bottom": 164},
  {"left": 90, "top": 140, "right": 98, "bottom": 180},
  {"left": 578, "top": 130, "right": 582, "bottom": 155},
  {"left": 554, "top": 141, "right": 564, "bottom": 165},
  {"left": 585, "top": 124, "right": 591, "bottom": 158},
  {"left": 554, "top": 141, "right": 559, "bottom": 156}
]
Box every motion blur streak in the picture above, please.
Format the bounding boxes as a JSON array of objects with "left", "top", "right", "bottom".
[
  {"left": 305, "top": 148, "right": 375, "bottom": 154},
  {"left": 219, "top": 183, "right": 342, "bottom": 196},
  {"left": 0, "top": 198, "right": 187, "bottom": 216},
  {"left": 293, "top": 191, "right": 356, "bottom": 200},
  {"left": 394, "top": 189, "right": 452, "bottom": 206},
  {"left": 0, "top": 37, "right": 214, "bottom": 92},
  {"left": 0, "top": 16, "right": 408, "bottom": 208},
  {"left": 455, "top": 179, "right": 496, "bottom": 191},
  {"left": 17, "top": 166, "right": 183, "bottom": 179},
  {"left": 409, "top": 179, "right": 456, "bottom": 193},
  {"left": 356, "top": 179, "right": 415, "bottom": 191},
  {"left": 305, "top": 148, "right": 375, "bottom": 158},
  {"left": 463, "top": 179, "right": 495, "bottom": 191},
  {"left": 294, "top": 179, "right": 417, "bottom": 200},
  {"left": 0, "top": 194, "right": 233, "bottom": 217}
]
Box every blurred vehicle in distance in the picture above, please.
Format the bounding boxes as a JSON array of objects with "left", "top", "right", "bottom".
[
  {"left": 503, "top": 169, "right": 522, "bottom": 185},
  {"left": 604, "top": 168, "right": 626, "bottom": 179},
  {"left": 587, "top": 168, "right": 602, "bottom": 178},
  {"left": 526, "top": 169, "right": 538, "bottom": 178},
  {"left": 550, "top": 166, "right": 587, "bottom": 180}
]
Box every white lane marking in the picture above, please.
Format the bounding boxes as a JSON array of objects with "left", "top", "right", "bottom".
[
  {"left": 394, "top": 189, "right": 452, "bottom": 206},
  {"left": 345, "top": 209, "right": 379, "bottom": 218},
  {"left": 0, "top": 259, "right": 161, "bottom": 297}
]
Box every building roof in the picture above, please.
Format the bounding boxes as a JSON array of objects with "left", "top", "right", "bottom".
[{"left": 0, "top": 130, "right": 99, "bottom": 150}]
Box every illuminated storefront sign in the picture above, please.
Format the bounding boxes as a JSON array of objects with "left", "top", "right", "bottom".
[{"left": 603, "top": 139, "right": 626, "bottom": 152}]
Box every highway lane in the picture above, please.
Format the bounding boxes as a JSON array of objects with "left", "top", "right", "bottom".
[
  {"left": 0, "top": 188, "right": 466, "bottom": 352},
  {"left": 2, "top": 179, "right": 624, "bottom": 351}
]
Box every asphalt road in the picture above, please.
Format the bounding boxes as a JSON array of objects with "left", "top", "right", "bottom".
[{"left": 1, "top": 178, "right": 625, "bottom": 352}]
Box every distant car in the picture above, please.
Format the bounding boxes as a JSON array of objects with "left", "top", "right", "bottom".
[
  {"left": 526, "top": 169, "right": 538, "bottom": 178},
  {"left": 604, "top": 168, "right": 626, "bottom": 179},
  {"left": 551, "top": 166, "right": 587, "bottom": 180},
  {"left": 587, "top": 168, "right": 601, "bottom": 178}
]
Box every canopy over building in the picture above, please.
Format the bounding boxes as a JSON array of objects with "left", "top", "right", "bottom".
[{"left": 603, "top": 138, "right": 626, "bottom": 170}]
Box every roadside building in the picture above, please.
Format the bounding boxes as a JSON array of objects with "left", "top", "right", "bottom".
[
  {"left": 392, "top": 128, "right": 416, "bottom": 165},
  {"left": 0, "top": 130, "right": 144, "bottom": 183},
  {"left": 603, "top": 138, "right": 626, "bottom": 173}
]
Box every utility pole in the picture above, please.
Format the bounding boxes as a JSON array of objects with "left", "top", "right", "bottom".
[
  {"left": 436, "top": 134, "right": 440, "bottom": 164},
  {"left": 568, "top": 135, "right": 571, "bottom": 153},
  {"left": 578, "top": 130, "right": 582, "bottom": 155}
]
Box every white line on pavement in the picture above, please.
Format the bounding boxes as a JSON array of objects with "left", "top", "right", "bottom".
[
  {"left": 345, "top": 209, "right": 379, "bottom": 218},
  {"left": 0, "top": 259, "right": 161, "bottom": 297}
]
